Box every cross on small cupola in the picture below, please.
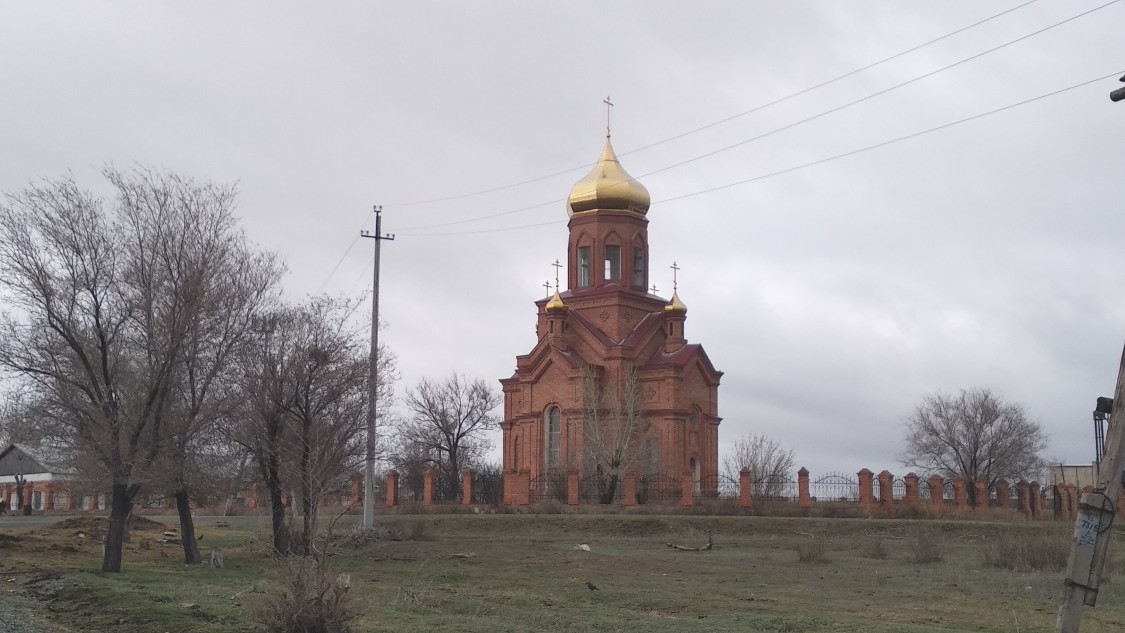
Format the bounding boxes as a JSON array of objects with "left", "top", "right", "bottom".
[
  {"left": 665, "top": 261, "right": 687, "bottom": 316},
  {"left": 603, "top": 96, "right": 614, "bottom": 138}
]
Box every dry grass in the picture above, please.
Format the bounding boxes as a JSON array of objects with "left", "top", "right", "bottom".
[
  {"left": 797, "top": 532, "right": 829, "bottom": 563},
  {"left": 907, "top": 525, "right": 945, "bottom": 563},
  {"left": 4, "top": 514, "right": 1125, "bottom": 633},
  {"left": 859, "top": 532, "right": 888, "bottom": 559},
  {"left": 981, "top": 530, "right": 1071, "bottom": 571}
]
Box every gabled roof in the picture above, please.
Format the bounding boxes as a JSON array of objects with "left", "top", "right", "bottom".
[
  {"left": 0, "top": 444, "right": 54, "bottom": 476},
  {"left": 643, "top": 344, "right": 724, "bottom": 382}
]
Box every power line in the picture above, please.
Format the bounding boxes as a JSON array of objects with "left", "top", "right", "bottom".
[
  {"left": 385, "top": 0, "right": 1044, "bottom": 208},
  {"left": 396, "top": 70, "right": 1123, "bottom": 238},
  {"left": 394, "top": 0, "right": 1117, "bottom": 234}
]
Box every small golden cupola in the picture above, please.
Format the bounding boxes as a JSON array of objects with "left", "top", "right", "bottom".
[
  {"left": 567, "top": 137, "right": 651, "bottom": 216},
  {"left": 545, "top": 288, "right": 567, "bottom": 313},
  {"left": 664, "top": 290, "right": 687, "bottom": 314}
]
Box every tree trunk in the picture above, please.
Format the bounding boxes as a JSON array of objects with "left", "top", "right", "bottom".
[
  {"left": 174, "top": 487, "right": 202, "bottom": 565},
  {"left": 14, "top": 477, "right": 25, "bottom": 513},
  {"left": 300, "top": 420, "right": 313, "bottom": 557},
  {"left": 101, "top": 483, "right": 135, "bottom": 573},
  {"left": 599, "top": 473, "right": 618, "bottom": 504},
  {"left": 223, "top": 454, "right": 250, "bottom": 517},
  {"left": 263, "top": 446, "right": 290, "bottom": 557}
]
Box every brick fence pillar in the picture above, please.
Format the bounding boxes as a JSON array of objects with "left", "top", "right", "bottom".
[
  {"left": 974, "top": 478, "right": 989, "bottom": 511},
  {"left": 798, "top": 468, "right": 811, "bottom": 511},
  {"left": 994, "top": 479, "right": 1010, "bottom": 513},
  {"left": 462, "top": 469, "right": 475, "bottom": 506},
  {"left": 43, "top": 484, "right": 54, "bottom": 513},
  {"left": 878, "top": 470, "right": 894, "bottom": 516},
  {"left": 1028, "top": 481, "right": 1041, "bottom": 518},
  {"left": 385, "top": 470, "right": 399, "bottom": 508},
  {"left": 1017, "top": 480, "right": 1030, "bottom": 519},
  {"left": 904, "top": 473, "right": 919, "bottom": 508},
  {"left": 681, "top": 470, "right": 694, "bottom": 508},
  {"left": 928, "top": 475, "right": 943, "bottom": 514},
  {"left": 422, "top": 469, "right": 435, "bottom": 506},
  {"left": 953, "top": 476, "right": 968, "bottom": 512},
  {"left": 567, "top": 469, "right": 579, "bottom": 506},
  {"left": 1067, "top": 484, "right": 1079, "bottom": 519},
  {"left": 65, "top": 484, "right": 76, "bottom": 511},
  {"left": 857, "top": 469, "right": 874, "bottom": 513},
  {"left": 624, "top": 471, "right": 637, "bottom": 507},
  {"left": 739, "top": 469, "right": 752, "bottom": 510}
]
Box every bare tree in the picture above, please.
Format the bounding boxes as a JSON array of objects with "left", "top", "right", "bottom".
[
  {"left": 232, "top": 297, "right": 396, "bottom": 557},
  {"left": 900, "top": 387, "right": 1047, "bottom": 507},
  {"left": 0, "top": 168, "right": 256, "bottom": 572},
  {"left": 157, "top": 203, "right": 282, "bottom": 564},
  {"left": 278, "top": 296, "right": 370, "bottom": 557},
  {"left": 721, "top": 432, "right": 795, "bottom": 499},
  {"left": 580, "top": 364, "right": 649, "bottom": 504},
  {"left": 399, "top": 374, "right": 499, "bottom": 501}
]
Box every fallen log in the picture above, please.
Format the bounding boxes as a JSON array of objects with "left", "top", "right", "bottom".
[{"left": 666, "top": 530, "right": 713, "bottom": 551}]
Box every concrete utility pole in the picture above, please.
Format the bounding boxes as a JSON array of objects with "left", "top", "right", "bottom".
[
  {"left": 1057, "top": 340, "right": 1125, "bottom": 632},
  {"left": 361, "top": 205, "right": 394, "bottom": 529}
]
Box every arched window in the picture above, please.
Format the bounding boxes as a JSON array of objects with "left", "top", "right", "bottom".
[
  {"left": 546, "top": 407, "right": 561, "bottom": 469},
  {"left": 632, "top": 247, "right": 645, "bottom": 290},
  {"left": 577, "top": 247, "right": 591, "bottom": 287},
  {"left": 688, "top": 411, "right": 698, "bottom": 429}
]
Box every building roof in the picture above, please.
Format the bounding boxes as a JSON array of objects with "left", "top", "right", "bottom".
[{"left": 0, "top": 444, "right": 54, "bottom": 476}]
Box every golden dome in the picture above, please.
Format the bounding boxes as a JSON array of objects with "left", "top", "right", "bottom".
[
  {"left": 545, "top": 288, "right": 567, "bottom": 313},
  {"left": 567, "top": 137, "right": 650, "bottom": 216},
  {"left": 664, "top": 290, "right": 687, "bottom": 314}
]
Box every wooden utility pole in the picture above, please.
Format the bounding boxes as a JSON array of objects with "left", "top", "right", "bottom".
[
  {"left": 1057, "top": 340, "right": 1125, "bottom": 631},
  {"left": 361, "top": 205, "right": 393, "bottom": 529}
]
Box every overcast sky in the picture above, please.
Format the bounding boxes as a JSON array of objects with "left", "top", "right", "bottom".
[{"left": 2, "top": 1, "right": 1124, "bottom": 477}]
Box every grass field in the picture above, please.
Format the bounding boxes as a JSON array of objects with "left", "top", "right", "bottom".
[{"left": 2, "top": 513, "right": 1124, "bottom": 632}]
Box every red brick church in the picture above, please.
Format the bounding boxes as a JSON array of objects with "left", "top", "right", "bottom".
[{"left": 500, "top": 134, "right": 722, "bottom": 501}]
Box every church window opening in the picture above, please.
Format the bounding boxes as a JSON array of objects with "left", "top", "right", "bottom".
[
  {"left": 689, "top": 411, "right": 698, "bottom": 429},
  {"left": 604, "top": 245, "right": 621, "bottom": 281},
  {"left": 632, "top": 248, "right": 645, "bottom": 290},
  {"left": 578, "top": 247, "right": 591, "bottom": 287},
  {"left": 546, "top": 407, "right": 561, "bottom": 469}
]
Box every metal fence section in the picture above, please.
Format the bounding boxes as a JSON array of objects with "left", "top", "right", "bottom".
[
  {"left": 918, "top": 479, "right": 933, "bottom": 502},
  {"left": 697, "top": 474, "right": 739, "bottom": 500},
  {"left": 530, "top": 472, "right": 568, "bottom": 504},
  {"left": 892, "top": 478, "right": 907, "bottom": 502},
  {"left": 755, "top": 476, "right": 799, "bottom": 503},
  {"left": 809, "top": 473, "right": 859, "bottom": 503},
  {"left": 473, "top": 470, "right": 503, "bottom": 506},
  {"left": 578, "top": 474, "right": 625, "bottom": 504},
  {"left": 636, "top": 474, "right": 680, "bottom": 505}
]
